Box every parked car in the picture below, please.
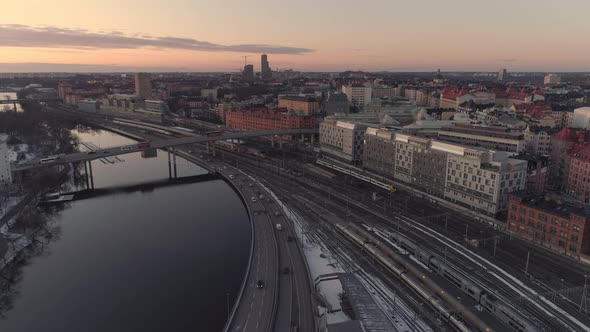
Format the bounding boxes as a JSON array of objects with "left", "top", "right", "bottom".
[{"left": 256, "top": 280, "right": 264, "bottom": 289}]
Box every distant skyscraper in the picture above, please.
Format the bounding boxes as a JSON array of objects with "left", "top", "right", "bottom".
[
  {"left": 134, "top": 72, "right": 152, "bottom": 99},
  {"left": 498, "top": 68, "right": 507, "bottom": 81},
  {"left": 243, "top": 64, "right": 254, "bottom": 82},
  {"left": 261, "top": 54, "right": 272, "bottom": 80},
  {"left": 58, "top": 82, "right": 72, "bottom": 101}
]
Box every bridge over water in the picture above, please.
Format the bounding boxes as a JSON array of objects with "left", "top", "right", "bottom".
[{"left": 13, "top": 128, "right": 318, "bottom": 172}]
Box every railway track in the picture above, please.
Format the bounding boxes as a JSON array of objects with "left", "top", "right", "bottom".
[{"left": 198, "top": 144, "right": 589, "bottom": 331}]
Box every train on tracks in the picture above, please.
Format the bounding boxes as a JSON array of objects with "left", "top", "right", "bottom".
[
  {"left": 335, "top": 223, "right": 540, "bottom": 332},
  {"left": 316, "top": 158, "right": 396, "bottom": 192}
]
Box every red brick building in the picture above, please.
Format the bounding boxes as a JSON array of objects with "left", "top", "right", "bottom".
[
  {"left": 225, "top": 109, "right": 316, "bottom": 131},
  {"left": 508, "top": 192, "right": 590, "bottom": 258}
]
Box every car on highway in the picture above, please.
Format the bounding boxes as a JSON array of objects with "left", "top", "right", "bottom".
[
  {"left": 256, "top": 280, "right": 264, "bottom": 289},
  {"left": 229, "top": 175, "right": 235, "bottom": 180},
  {"left": 248, "top": 183, "right": 253, "bottom": 187},
  {"left": 251, "top": 197, "right": 257, "bottom": 203},
  {"left": 259, "top": 195, "right": 264, "bottom": 200}
]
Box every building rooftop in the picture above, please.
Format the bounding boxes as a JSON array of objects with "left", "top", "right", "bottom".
[
  {"left": 570, "top": 144, "right": 590, "bottom": 160},
  {"left": 511, "top": 191, "right": 589, "bottom": 219},
  {"left": 279, "top": 95, "right": 317, "bottom": 102},
  {"left": 440, "top": 124, "right": 524, "bottom": 139}
]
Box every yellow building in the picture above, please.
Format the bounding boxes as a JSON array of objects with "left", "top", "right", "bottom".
[{"left": 278, "top": 96, "right": 320, "bottom": 115}]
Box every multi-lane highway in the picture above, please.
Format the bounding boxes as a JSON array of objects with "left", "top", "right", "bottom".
[{"left": 180, "top": 154, "right": 314, "bottom": 332}]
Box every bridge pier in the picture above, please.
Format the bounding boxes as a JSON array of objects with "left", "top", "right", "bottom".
[
  {"left": 206, "top": 142, "right": 210, "bottom": 154},
  {"left": 311, "top": 134, "right": 314, "bottom": 144},
  {"left": 88, "top": 161, "right": 94, "bottom": 189},
  {"left": 167, "top": 150, "right": 172, "bottom": 178},
  {"left": 13, "top": 102, "right": 17, "bottom": 113},
  {"left": 172, "top": 148, "right": 178, "bottom": 178},
  {"left": 212, "top": 143, "right": 216, "bottom": 157},
  {"left": 84, "top": 161, "right": 90, "bottom": 189}
]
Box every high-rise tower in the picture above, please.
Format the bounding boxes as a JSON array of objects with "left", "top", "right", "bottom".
[
  {"left": 134, "top": 72, "right": 152, "bottom": 99},
  {"left": 498, "top": 68, "right": 507, "bottom": 81},
  {"left": 261, "top": 54, "right": 272, "bottom": 80},
  {"left": 243, "top": 64, "right": 254, "bottom": 82}
]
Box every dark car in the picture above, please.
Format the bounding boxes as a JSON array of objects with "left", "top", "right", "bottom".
[{"left": 256, "top": 280, "right": 264, "bottom": 289}]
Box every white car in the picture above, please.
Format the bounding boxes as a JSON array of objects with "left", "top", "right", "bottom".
[
  {"left": 251, "top": 197, "right": 257, "bottom": 203},
  {"left": 229, "top": 175, "right": 235, "bottom": 180}
]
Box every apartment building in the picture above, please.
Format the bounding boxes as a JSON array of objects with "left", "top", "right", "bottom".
[
  {"left": 342, "top": 84, "right": 372, "bottom": 111},
  {"left": 524, "top": 127, "right": 558, "bottom": 155},
  {"left": 549, "top": 128, "right": 590, "bottom": 191},
  {"left": 278, "top": 95, "right": 320, "bottom": 115},
  {"left": 567, "top": 145, "right": 590, "bottom": 203},
  {"left": 508, "top": 192, "right": 590, "bottom": 258}
]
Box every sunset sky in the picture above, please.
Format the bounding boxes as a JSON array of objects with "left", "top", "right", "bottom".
[{"left": 1, "top": 0, "right": 589, "bottom": 72}]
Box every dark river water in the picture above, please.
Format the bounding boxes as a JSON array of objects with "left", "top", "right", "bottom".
[{"left": 0, "top": 128, "right": 250, "bottom": 331}]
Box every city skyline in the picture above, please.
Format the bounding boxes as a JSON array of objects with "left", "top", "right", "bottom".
[{"left": 1, "top": 0, "right": 590, "bottom": 72}]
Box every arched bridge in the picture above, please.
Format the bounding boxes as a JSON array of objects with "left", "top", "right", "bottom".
[{"left": 12, "top": 128, "right": 318, "bottom": 171}]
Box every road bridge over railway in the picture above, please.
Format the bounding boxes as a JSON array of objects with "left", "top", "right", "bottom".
[
  {"left": 11, "top": 128, "right": 318, "bottom": 172},
  {"left": 0, "top": 98, "right": 61, "bottom": 105}
]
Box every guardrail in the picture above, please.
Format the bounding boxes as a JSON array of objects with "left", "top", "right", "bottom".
[
  {"left": 221, "top": 175, "right": 256, "bottom": 332},
  {"left": 266, "top": 210, "right": 280, "bottom": 332}
]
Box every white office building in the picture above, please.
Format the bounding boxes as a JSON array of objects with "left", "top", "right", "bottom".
[
  {"left": 0, "top": 134, "right": 12, "bottom": 185},
  {"left": 320, "top": 119, "right": 371, "bottom": 164},
  {"left": 572, "top": 107, "right": 590, "bottom": 130},
  {"left": 342, "top": 85, "right": 372, "bottom": 110}
]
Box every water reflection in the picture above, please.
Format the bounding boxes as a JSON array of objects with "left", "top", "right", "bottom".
[
  {"left": 0, "top": 93, "right": 22, "bottom": 113},
  {"left": 0, "top": 127, "right": 250, "bottom": 332}
]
